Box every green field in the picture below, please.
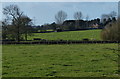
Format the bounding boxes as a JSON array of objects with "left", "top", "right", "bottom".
[
  {"left": 28, "top": 30, "right": 102, "bottom": 41},
  {"left": 2, "top": 44, "right": 119, "bottom": 77}
]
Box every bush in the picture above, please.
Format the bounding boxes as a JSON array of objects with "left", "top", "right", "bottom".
[{"left": 101, "top": 19, "right": 120, "bottom": 41}]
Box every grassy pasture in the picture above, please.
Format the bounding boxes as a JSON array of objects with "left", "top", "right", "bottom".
[
  {"left": 2, "top": 44, "right": 119, "bottom": 77},
  {"left": 28, "top": 29, "right": 102, "bottom": 41}
]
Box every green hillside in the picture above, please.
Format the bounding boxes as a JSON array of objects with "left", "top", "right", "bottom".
[
  {"left": 28, "top": 29, "right": 102, "bottom": 41},
  {"left": 2, "top": 44, "right": 118, "bottom": 77}
]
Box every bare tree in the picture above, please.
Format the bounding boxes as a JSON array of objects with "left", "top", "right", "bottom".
[
  {"left": 101, "top": 11, "right": 117, "bottom": 23},
  {"left": 3, "top": 5, "right": 33, "bottom": 41},
  {"left": 3, "top": 5, "right": 23, "bottom": 42},
  {"left": 74, "top": 11, "right": 83, "bottom": 29},
  {"left": 101, "top": 14, "right": 109, "bottom": 22},
  {"left": 109, "top": 11, "right": 117, "bottom": 18},
  {"left": 55, "top": 10, "right": 67, "bottom": 30},
  {"left": 86, "top": 15, "right": 89, "bottom": 28},
  {"left": 74, "top": 11, "right": 83, "bottom": 20}
]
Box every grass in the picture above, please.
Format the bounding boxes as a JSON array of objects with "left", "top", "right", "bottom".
[
  {"left": 2, "top": 44, "right": 119, "bottom": 77},
  {"left": 28, "top": 29, "right": 102, "bottom": 41}
]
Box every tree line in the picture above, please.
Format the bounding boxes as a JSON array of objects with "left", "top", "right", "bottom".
[
  {"left": 101, "top": 18, "right": 120, "bottom": 41},
  {"left": 101, "top": 11, "right": 120, "bottom": 41},
  {"left": 35, "top": 10, "right": 117, "bottom": 32},
  {"left": 2, "top": 4, "right": 119, "bottom": 42},
  {"left": 2, "top": 5, "right": 34, "bottom": 42}
]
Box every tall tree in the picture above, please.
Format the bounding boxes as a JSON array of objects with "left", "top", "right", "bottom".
[
  {"left": 55, "top": 10, "right": 67, "bottom": 30},
  {"left": 74, "top": 11, "right": 83, "bottom": 29},
  {"left": 3, "top": 5, "right": 23, "bottom": 42},
  {"left": 109, "top": 11, "right": 117, "bottom": 18},
  {"left": 74, "top": 11, "right": 83, "bottom": 20},
  {"left": 101, "top": 14, "right": 109, "bottom": 22},
  {"left": 3, "top": 5, "right": 33, "bottom": 41},
  {"left": 101, "top": 11, "right": 117, "bottom": 23},
  {"left": 101, "top": 18, "right": 120, "bottom": 41},
  {"left": 86, "top": 15, "right": 89, "bottom": 28}
]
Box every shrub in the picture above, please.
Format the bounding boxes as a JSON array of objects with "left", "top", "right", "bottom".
[{"left": 101, "top": 19, "right": 120, "bottom": 41}]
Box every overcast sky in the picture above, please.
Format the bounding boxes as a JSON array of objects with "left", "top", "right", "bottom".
[{"left": 1, "top": 1, "right": 119, "bottom": 25}]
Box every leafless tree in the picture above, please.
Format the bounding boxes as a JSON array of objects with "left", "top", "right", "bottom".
[
  {"left": 74, "top": 11, "right": 83, "bottom": 20},
  {"left": 86, "top": 15, "right": 89, "bottom": 28},
  {"left": 101, "top": 14, "right": 110, "bottom": 22},
  {"left": 55, "top": 10, "right": 67, "bottom": 30},
  {"left": 101, "top": 11, "right": 117, "bottom": 23},
  {"left": 74, "top": 11, "right": 83, "bottom": 29},
  {"left": 3, "top": 5, "right": 23, "bottom": 42},
  {"left": 109, "top": 11, "right": 117, "bottom": 18}
]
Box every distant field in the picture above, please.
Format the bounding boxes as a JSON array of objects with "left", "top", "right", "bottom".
[
  {"left": 2, "top": 44, "right": 119, "bottom": 77},
  {"left": 28, "top": 29, "right": 102, "bottom": 41}
]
